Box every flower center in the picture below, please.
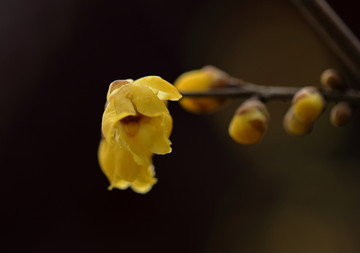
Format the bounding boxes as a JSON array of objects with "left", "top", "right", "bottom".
[{"left": 120, "top": 115, "right": 144, "bottom": 137}]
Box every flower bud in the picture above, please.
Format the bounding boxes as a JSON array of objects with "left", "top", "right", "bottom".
[
  {"left": 174, "top": 66, "right": 229, "bottom": 113},
  {"left": 292, "top": 87, "right": 325, "bottom": 124},
  {"left": 283, "top": 108, "right": 312, "bottom": 136},
  {"left": 330, "top": 102, "right": 352, "bottom": 127},
  {"left": 283, "top": 87, "right": 325, "bottom": 136},
  {"left": 228, "top": 99, "right": 269, "bottom": 145},
  {"left": 320, "top": 68, "right": 346, "bottom": 90}
]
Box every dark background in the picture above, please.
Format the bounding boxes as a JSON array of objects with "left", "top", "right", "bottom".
[{"left": 1, "top": 0, "right": 359, "bottom": 252}]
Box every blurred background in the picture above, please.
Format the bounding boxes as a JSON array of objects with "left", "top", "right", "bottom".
[{"left": 1, "top": 0, "right": 360, "bottom": 252}]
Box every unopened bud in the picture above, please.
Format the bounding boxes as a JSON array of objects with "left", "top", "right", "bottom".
[
  {"left": 283, "top": 108, "right": 312, "bottom": 136},
  {"left": 330, "top": 102, "right": 352, "bottom": 127},
  {"left": 228, "top": 99, "right": 269, "bottom": 145},
  {"left": 174, "top": 66, "right": 230, "bottom": 113},
  {"left": 320, "top": 69, "right": 346, "bottom": 90},
  {"left": 292, "top": 87, "right": 325, "bottom": 124}
]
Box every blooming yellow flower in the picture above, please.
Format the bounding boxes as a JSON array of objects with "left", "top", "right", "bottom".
[{"left": 98, "top": 76, "right": 181, "bottom": 193}]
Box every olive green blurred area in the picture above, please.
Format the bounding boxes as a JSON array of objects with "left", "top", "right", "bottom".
[{"left": 1, "top": 0, "right": 359, "bottom": 252}]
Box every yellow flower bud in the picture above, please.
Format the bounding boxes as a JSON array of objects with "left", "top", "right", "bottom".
[
  {"left": 292, "top": 87, "right": 325, "bottom": 124},
  {"left": 228, "top": 99, "right": 269, "bottom": 145},
  {"left": 283, "top": 108, "right": 312, "bottom": 136},
  {"left": 320, "top": 68, "right": 346, "bottom": 90},
  {"left": 174, "top": 66, "right": 229, "bottom": 113},
  {"left": 330, "top": 102, "right": 352, "bottom": 127}
]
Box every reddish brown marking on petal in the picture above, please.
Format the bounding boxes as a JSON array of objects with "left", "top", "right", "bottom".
[
  {"left": 121, "top": 115, "right": 142, "bottom": 124},
  {"left": 249, "top": 119, "right": 265, "bottom": 132},
  {"left": 120, "top": 114, "right": 152, "bottom": 137}
]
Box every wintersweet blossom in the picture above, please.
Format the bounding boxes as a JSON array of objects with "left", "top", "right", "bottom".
[{"left": 98, "top": 76, "right": 181, "bottom": 193}]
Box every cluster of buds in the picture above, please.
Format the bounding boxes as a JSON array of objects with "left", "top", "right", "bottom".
[
  {"left": 321, "top": 69, "right": 353, "bottom": 127},
  {"left": 175, "top": 66, "right": 269, "bottom": 145},
  {"left": 175, "top": 66, "right": 358, "bottom": 145}
]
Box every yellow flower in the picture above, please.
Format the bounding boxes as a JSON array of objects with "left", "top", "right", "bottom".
[
  {"left": 174, "top": 66, "right": 229, "bottom": 113},
  {"left": 228, "top": 99, "right": 269, "bottom": 145},
  {"left": 99, "top": 76, "right": 181, "bottom": 193}
]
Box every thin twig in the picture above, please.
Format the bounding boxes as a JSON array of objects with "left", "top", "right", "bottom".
[
  {"left": 292, "top": 0, "right": 360, "bottom": 85},
  {"left": 180, "top": 81, "right": 360, "bottom": 104}
]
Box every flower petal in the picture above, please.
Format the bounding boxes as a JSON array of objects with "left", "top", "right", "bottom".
[
  {"left": 131, "top": 165, "right": 157, "bottom": 194},
  {"left": 121, "top": 83, "right": 169, "bottom": 117},
  {"left": 109, "top": 86, "right": 137, "bottom": 118},
  {"left": 102, "top": 89, "right": 137, "bottom": 143},
  {"left": 116, "top": 121, "right": 153, "bottom": 166},
  {"left": 134, "top": 76, "right": 182, "bottom": 101},
  {"left": 162, "top": 112, "right": 173, "bottom": 138},
  {"left": 101, "top": 102, "right": 119, "bottom": 143},
  {"left": 98, "top": 139, "right": 116, "bottom": 182},
  {"left": 115, "top": 114, "right": 173, "bottom": 165},
  {"left": 106, "top": 79, "right": 133, "bottom": 100},
  {"left": 115, "top": 114, "right": 172, "bottom": 164},
  {"left": 98, "top": 139, "right": 151, "bottom": 190},
  {"left": 136, "top": 115, "right": 172, "bottom": 154}
]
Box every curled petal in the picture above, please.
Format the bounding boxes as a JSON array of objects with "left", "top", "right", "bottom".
[
  {"left": 102, "top": 94, "right": 136, "bottom": 143},
  {"left": 109, "top": 85, "right": 137, "bottom": 118},
  {"left": 106, "top": 79, "right": 133, "bottom": 99},
  {"left": 134, "top": 76, "right": 182, "bottom": 101},
  {"left": 121, "top": 84, "right": 169, "bottom": 117}
]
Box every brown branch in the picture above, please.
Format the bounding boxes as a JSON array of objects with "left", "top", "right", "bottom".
[{"left": 180, "top": 80, "right": 360, "bottom": 104}]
